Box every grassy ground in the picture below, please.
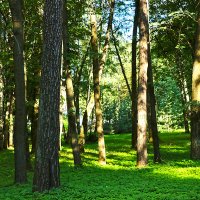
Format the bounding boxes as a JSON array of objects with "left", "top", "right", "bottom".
[{"left": 0, "top": 130, "right": 200, "bottom": 200}]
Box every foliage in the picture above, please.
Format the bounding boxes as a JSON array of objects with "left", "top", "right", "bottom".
[
  {"left": 1, "top": 130, "right": 200, "bottom": 199},
  {"left": 154, "top": 75, "right": 183, "bottom": 129}
]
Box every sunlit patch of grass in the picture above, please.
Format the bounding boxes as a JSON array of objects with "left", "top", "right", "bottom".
[{"left": 1, "top": 130, "right": 200, "bottom": 199}]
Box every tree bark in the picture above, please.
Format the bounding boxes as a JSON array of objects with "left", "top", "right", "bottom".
[
  {"left": 137, "top": 0, "right": 148, "bottom": 167},
  {"left": 132, "top": 0, "right": 139, "bottom": 149},
  {"left": 147, "top": 44, "right": 161, "bottom": 163},
  {"left": 91, "top": 14, "right": 106, "bottom": 165},
  {"left": 63, "top": 1, "right": 82, "bottom": 166},
  {"left": 80, "top": 1, "right": 115, "bottom": 153},
  {"left": 33, "top": 0, "right": 63, "bottom": 192},
  {"left": 9, "top": 0, "right": 27, "bottom": 183},
  {"left": 191, "top": 13, "right": 200, "bottom": 160}
]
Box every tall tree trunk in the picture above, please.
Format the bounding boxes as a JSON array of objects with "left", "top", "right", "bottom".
[
  {"left": 137, "top": 0, "right": 148, "bottom": 167},
  {"left": 65, "top": 68, "right": 82, "bottom": 166},
  {"left": 91, "top": 14, "right": 106, "bottom": 165},
  {"left": 146, "top": 2, "right": 161, "bottom": 163},
  {"left": 74, "top": 45, "right": 89, "bottom": 135},
  {"left": 132, "top": 0, "right": 139, "bottom": 149},
  {"left": 80, "top": 1, "right": 115, "bottom": 153},
  {"left": 63, "top": 1, "right": 82, "bottom": 166},
  {"left": 191, "top": 13, "right": 200, "bottom": 160},
  {"left": 176, "top": 59, "right": 190, "bottom": 133},
  {"left": 33, "top": 0, "right": 63, "bottom": 192},
  {"left": 9, "top": 0, "right": 27, "bottom": 183},
  {"left": 147, "top": 45, "right": 161, "bottom": 163}
]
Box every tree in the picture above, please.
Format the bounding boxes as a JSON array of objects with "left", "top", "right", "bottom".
[
  {"left": 8, "top": 0, "right": 27, "bottom": 183},
  {"left": 191, "top": 11, "right": 200, "bottom": 160},
  {"left": 91, "top": 13, "right": 106, "bottom": 165},
  {"left": 80, "top": 0, "right": 115, "bottom": 154},
  {"left": 147, "top": 41, "right": 161, "bottom": 163},
  {"left": 63, "top": 1, "right": 82, "bottom": 166},
  {"left": 132, "top": 0, "right": 139, "bottom": 148},
  {"left": 137, "top": 0, "right": 148, "bottom": 167},
  {"left": 33, "top": 0, "right": 63, "bottom": 192}
]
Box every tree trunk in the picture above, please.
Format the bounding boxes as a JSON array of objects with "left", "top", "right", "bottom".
[
  {"left": 80, "top": 2, "right": 115, "bottom": 154},
  {"left": 191, "top": 13, "right": 200, "bottom": 160},
  {"left": 0, "top": 68, "right": 3, "bottom": 147},
  {"left": 2, "top": 94, "right": 14, "bottom": 149},
  {"left": 9, "top": 0, "right": 27, "bottom": 183},
  {"left": 147, "top": 45, "right": 161, "bottom": 163},
  {"left": 63, "top": 1, "right": 82, "bottom": 166},
  {"left": 33, "top": 0, "right": 63, "bottom": 192},
  {"left": 132, "top": 0, "right": 139, "bottom": 149},
  {"left": 91, "top": 14, "right": 106, "bottom": 165},
  {"left": 174, "top": 53, "right": 190, "bottom": 133},
  {"left": 8, "top": 103, "right": 14, "bottom": 147},
  {"left": 137, "top": 0, "right": 148, "bottom": 167},
  {"left": 30, "top": 104, "right": 38, "bottom": 154},
  {"left": 112, "top": 32, "right": 132, "bottom": 98}
]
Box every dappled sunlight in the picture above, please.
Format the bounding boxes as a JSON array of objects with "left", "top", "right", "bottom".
[
  {"left": 152, "top": 165, "right": 200, "bottom": 180},
  {"left": 1, "top": 131, "right": 200, "bottom": 199}
]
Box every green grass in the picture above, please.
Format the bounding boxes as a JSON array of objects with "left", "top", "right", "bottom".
[{"left": 1, "top": 130, "right": 200, "bottom": 200}]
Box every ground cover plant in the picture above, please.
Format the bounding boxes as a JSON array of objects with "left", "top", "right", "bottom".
[{"left": 0, "top": 130, "right": 200, "bottom": 200}]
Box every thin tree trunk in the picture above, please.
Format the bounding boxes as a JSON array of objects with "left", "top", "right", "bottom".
[
  {"left": 63, "top": 1, "right": 82, "bottom": 166},
  {"left": 91, "top": 14, "right": 106, "bottom": 165},
  {"left": 8, "top": 101, "right": 14, "bottom": 147},
  {"left": 146, "top": 1, "right": 161, "bottom": 163},
  {"left": 147, "top": 44, "right": 161, "bottom": 163},
  {"left": 9, "top": 0, "right": 27, "bottom": 183},
  {"left": 80, "top": 1, "right": 115, "bottom": 154},
  {"left": 191, "top": 13, "right": 200, "bottom": 160},
  {"left": 75, "top": 44, "right": 90, "bottom": 135},
  {"left": 33, "top": 0, "right": 63, "bottom": 192},
  {"left": 137, "top": 0, "right": 148, "bottom": 167},
  {"left": 132, "top": 0, "right": 139, "bottom": 149},
  {"left": 112, "top": 32, "right": 132, "bottom": 98}
]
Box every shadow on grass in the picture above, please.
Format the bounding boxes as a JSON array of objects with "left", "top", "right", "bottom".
[{"left": 0, "top": 131, "right": 200, "bottom": 199}]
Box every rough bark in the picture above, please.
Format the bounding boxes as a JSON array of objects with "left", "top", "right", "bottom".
[
  {"left": 9, "top": 0, "right": 27, "bottom": 183},
  {"left": 33, "top": 0, "right": 63, "bottom": 192},
  {"left": 137, "top": 0, "right": 148, "bottom": 167},
  {"left": 91, "top": 14, "right": 106, "bottom": 165},
  {"left": 132, "top": 0, "right": 139, "bottom": 149},
  {"left": 191, "top": 13, "right": 200, "bottom": 160}
]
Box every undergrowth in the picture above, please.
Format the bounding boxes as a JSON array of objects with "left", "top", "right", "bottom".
[{"left": 0, "top": 130, "right": 200, "bottom": 200}]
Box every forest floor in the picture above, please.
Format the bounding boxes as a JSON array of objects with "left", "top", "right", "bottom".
[{"left": 0, "top": 130, "right": 200, "bottom": 200}]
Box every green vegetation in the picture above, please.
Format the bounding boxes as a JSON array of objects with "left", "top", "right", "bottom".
[{"left": 1, "top": 130, "right": 200, "bottom": 200}]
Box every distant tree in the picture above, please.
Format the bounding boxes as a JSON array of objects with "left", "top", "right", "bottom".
[
  {"left": 33, "top": 0, "right": 63, "bottom": 192},
  {"left": 137, "top": 0, "right": 148, "bottom": 167},
  {"left": 8, "top": 0, "right": 27, "bottom": 183},
  {"left": 191, "top": 11, "right": 200, "bottom": 160}
]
